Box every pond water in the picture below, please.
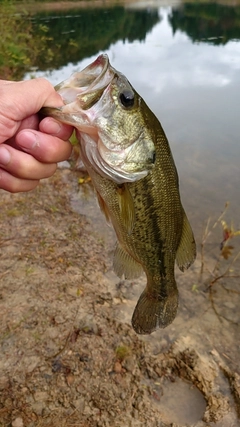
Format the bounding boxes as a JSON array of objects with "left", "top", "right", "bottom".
[{"left": 26, "top": 0, "right": 240, "bottom": 242}]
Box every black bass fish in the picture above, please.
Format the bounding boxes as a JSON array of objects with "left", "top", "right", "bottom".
[{"left": 42, "top": 54, "right": 196, "bottom": 334}]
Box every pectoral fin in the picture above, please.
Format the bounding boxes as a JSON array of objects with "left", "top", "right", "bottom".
[
  {"left": 116, "top": 183, "right": 135, "bottom": 235},
  {"left": 176, "top": 210, "right": 196, "bottom": 272},
  {"left": 113, "top": 244, "right": 143, "bottom": 279}
]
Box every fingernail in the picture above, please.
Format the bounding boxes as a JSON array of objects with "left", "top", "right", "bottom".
[
  {"left": 43, "top": 118, "right": 62, "bottom": 135},
  {"left": 0, "top": 146, "right": 11, "bottom": 166},
  {"left": 18, "top": 131, "right": 39, "bottom": 151}
]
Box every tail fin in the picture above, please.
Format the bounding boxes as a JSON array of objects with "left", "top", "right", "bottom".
[{"left": 131, "top": 288, "right": 178, "bottom": 335}]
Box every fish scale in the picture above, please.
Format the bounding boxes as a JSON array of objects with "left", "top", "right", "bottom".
[{"left": 41, "top": 54, "right": 196, "bottom": 334}]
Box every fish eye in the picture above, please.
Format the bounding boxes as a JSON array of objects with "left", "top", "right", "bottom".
[{"left": 119, "top": 90, "right": 135, "bottom": 108}]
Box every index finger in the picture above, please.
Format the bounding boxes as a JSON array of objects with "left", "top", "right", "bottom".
[{"left": 0, "top": 78, "right": 63, "bottom": 122}]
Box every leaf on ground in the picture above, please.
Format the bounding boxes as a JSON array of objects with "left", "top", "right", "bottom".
[
  {"left": 221, "top": 245, "right": 234, "bottom": 260},
  {"left": 220, "top": 220, "right": 240, "bottom": 250}
]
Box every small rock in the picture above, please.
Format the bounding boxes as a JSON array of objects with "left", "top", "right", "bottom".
[
  {"left": 32, "top": 401, "right": 44, "bottom": 416},
  {"left": 114, "top": 361, "right": 122, "bottom": 373},
  {"left": 0, "top": 376, "right": 9, "bottom": 390},
  {"left": 25, "top": 356, "right": 41, "bottom": 373},
  {"left": 47, "top": 327, "right": 59, "bottom": 339},
  {"left": 73, "top": 398, "right": 85, "bottom": 411},
  {"left": 122, "top": 356, "right": 136, "bottom": 373},
  {"left": 12, "top": 418, "right": 23, "bottom": 427},
  {"left": 34, "top": 391, "right": 48, "bottom": 401},
  {"left": 66, "top": 373, "right": 75, "bottom": 386},
  {"left": 224, "top": 301, "right": 235, "bottom": 309},
  {"left": 54, "top": 315, "right": 66, "bottom": 324}
]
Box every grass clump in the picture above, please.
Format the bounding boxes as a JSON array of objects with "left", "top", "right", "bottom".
[{"left": 115, "top": 344, "right": 131, "bottom": 361}]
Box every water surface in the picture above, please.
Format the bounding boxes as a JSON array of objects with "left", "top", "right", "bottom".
[{"left": 27, "top": 0, "right": 240, "bottom": 240}]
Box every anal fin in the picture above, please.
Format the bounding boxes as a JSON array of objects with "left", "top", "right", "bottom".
[
  {"left": 113, "top": 244, "right": 143, "bottom": 280},
  {"left": 176, "top": 210, "right": 196, "bottom": 272}
]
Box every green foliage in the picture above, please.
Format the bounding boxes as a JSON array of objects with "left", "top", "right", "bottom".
[
  {"left": 0, "top": 2, "right": 159, "bottom": 79},
  {"left": 0, "top": 1, "right": 30, "bottom": 79},
  {"left": 169, "top": 3, "right": 240, "bottom": 45},
  {"left": 8, "top": 0, "right": 95, "bottom": 2},
  {"left": 31, "top": 7, "right": 160, "bottom": 72},
  {"left": 1, "top": 0, "right": 240, "bottom": 80},
  {"left": 0, "top": 0, "right": 54, "bottom": 80}
]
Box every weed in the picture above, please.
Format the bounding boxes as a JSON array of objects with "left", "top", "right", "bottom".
[
  {"left": 115, "top": 344, "right": 131, "bottom": 361},
  {"left": 200, "top": 202, "right": 240, "bottom": 323}
]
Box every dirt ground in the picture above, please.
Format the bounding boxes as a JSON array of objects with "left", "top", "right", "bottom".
[{"left": 0, "top": 167, "right": 240, "bottom": 427}]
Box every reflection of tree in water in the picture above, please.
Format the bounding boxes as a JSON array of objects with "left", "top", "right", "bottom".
[
  {"left": 168, "top": 3, "right": 240, "bottom": 45},
  {"left": 33, "top": 7, "right": 160, "bottom": 71}
]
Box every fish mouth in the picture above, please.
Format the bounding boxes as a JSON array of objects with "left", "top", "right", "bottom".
[
  {"left": 41, "top": 54, "right": 115, "bottom": 135},
  {"left": 42, "top": 54, "right": 155, "bottom": 184},
  {"left": 57, "top": 54, "right": 115, "bottom": 109}
]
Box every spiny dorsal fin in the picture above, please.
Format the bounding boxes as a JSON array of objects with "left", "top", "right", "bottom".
[
  {"left": 113, "top": 243, "right": 143, "bottom": 280},
  {"left": 116, "top": 183, "right": 135, "bottom": 235},
  {"left": 176, "top": 210, "right": 196, "bottom": 272}
]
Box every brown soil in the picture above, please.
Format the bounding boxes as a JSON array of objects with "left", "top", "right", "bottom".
[{"left": 0, "top": 168, "right": 240, "bottom": 427}]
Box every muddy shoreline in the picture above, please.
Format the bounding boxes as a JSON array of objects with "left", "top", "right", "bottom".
[{"left": 0, "top": 168, "right": 240, "bottom": 426}]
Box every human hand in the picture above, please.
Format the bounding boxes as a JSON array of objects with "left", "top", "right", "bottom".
[{"left": 0, "top": 78, "right": 73, "bottom": 193}]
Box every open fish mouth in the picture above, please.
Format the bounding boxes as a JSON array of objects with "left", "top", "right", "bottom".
[
  {"left": 56, "top": 54, "right": 115, "bottom": 109},
  {"left": 41, "top": 54, "right": 156, "bottom": 184},
  {"left": 42, "top": 54, "right": 116, "bottom": 134}
]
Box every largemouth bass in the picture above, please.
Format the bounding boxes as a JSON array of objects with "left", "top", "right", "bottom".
[{"left": 42, "top": 54, "right": 196, "bottom": 334}]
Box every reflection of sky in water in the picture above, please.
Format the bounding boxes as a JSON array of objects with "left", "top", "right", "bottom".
[
  {"left": 30, "top": 8, "right": 240, "bottom": 235},
  {"left": 43, "top": 9, "right": 240, "bottom": 88}
]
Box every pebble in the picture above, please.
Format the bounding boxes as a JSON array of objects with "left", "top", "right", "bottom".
[
  {"left": 114, "top": 361, "right": 122, "bottom": 373},
  {"left": 224, "top": 301, "right": 235, "bottom": 309},
  {"left": 122, "top": 356, "right": 136, "bottom": 373},
  {"left": 34, "top": 391, "right": 48, "bottom": 401},
  {"left": 31, "top": 402, "right": 44, "bottom": 416},
  {"left": 73, "top": 398, "right": 85, "bottom": 411},
  {"left": 12, "top": 418, "right": 23, "bottom": 427},
  {"left": 66, "top": 373, "right": 75, "bottom": 386},
  {"left": 25, "top": 356, "right": 41, "bottom": 373}
]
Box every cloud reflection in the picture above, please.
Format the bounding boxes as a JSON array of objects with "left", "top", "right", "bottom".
[
  {"left": 109, "top": 9, "right": 240, "bottom": 92},
  {"left": 28, "top": 7, "right": 240, "bottom": 231},
  {"left": 33, "top": 8, "right": 240, "bottom": 95}
]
